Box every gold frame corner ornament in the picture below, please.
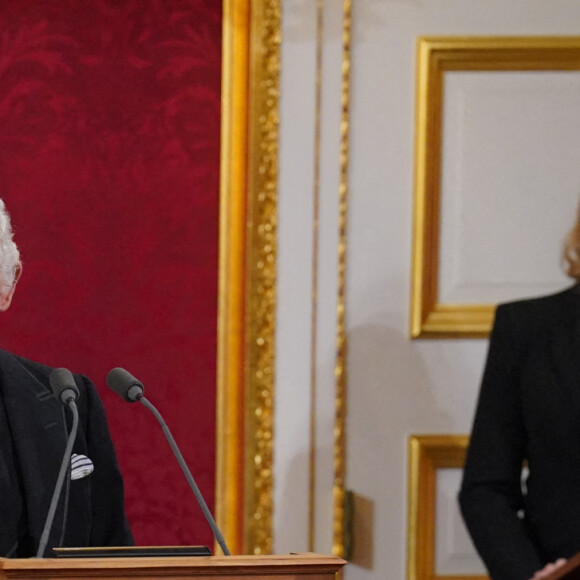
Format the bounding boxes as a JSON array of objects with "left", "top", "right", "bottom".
[
  {"left": 410, "top": 35, "right": 580, "bottom": 339},
  {"left": 407, "top": 435, "right": 487, "bottom": 580}
]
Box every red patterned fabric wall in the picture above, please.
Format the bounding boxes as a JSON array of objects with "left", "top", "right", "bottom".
[{"left": 0, "top": 1, "right": 222, "bottom": 548}]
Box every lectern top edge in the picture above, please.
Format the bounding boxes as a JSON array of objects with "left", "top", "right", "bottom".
[{"left": 0, "top": 552, "right": 347, "bottom": 580}]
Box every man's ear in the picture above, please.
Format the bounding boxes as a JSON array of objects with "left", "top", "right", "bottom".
[{"left": 0, "top": 263, "right": 22, "bottom": 312}]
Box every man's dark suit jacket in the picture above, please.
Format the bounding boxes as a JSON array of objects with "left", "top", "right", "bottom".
[
  {"left": 0, "top": 349, "right": 133, "bottom": 557},
  {"left": 459, "top": 284, "right": 580, "bottom": 580}
]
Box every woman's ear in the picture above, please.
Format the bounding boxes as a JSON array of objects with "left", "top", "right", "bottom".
[{"left": 0, "top": 262, "right": 22, "bottom": 312}]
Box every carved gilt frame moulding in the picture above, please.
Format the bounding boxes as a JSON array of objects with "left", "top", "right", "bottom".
[
  {"left": 332, "top": 0, "right": 353, "bottom": 559},
  {"left": 217, "top": 0, "right": 281, "bottom": 555},
  {"left": 410, "top": 36, "right": 580, "bottom": 339},
  {"left": 407, "top": 435, "right": 488, "bottom": 580}
]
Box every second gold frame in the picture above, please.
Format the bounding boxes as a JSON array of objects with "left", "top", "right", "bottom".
[
  {"left": 407, "top": 435, "right": 488, "bottom": 580},
  {"left": 410, "top": 36, "right": 580, "bottom": 339}
]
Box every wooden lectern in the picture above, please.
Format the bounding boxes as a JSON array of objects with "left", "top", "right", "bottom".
[
  {"left": 545, "top": 552, "right": 580, "bottom": 580},
  {"left": 0, "top": 552, "right": 346, "bottom": 579}
]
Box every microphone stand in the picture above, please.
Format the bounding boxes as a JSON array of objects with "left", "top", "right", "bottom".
[
  {"left": 36, "top": 399, "right": 79, "bottom": 558},
  {"left": 139, "top": 396, "right": 231, "bottom": 556}
]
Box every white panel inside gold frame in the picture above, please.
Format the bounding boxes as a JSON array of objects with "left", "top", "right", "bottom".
[
  {"left": 435, "top": 468, "right": 486, "bottom": 576},
  {"left": 407, "top": 434, "right": 489, "bottom": 580},
  {"left": 410, "top": 36, "right": 580, "bottom": 339},
  {"left": 439, "top": 70, "right": 580, "bottom": 305}
]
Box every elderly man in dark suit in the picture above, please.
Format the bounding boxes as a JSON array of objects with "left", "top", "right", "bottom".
[{"left": 0, "top": 199, "right": 133, "bottom": 557}]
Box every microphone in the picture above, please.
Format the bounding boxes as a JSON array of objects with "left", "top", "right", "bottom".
[
  {"left": 36, "top": 368, "right": 80, "bottom": 558},
  {"left": 49, "top": 367, "right": 80, "bottom": 405},
  {"left": 106, "top": 368, "right": 231, "bottom": 556},
  {"left": 106, "top": 367, "right": 144, "bottom": 402}
]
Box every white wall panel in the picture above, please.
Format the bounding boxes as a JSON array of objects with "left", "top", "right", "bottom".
[
  {"left": 275, "top": 0, "right": 345, "bottom": 557},
  {"left": 275, "top": 0, "right": 580, "bottom": 578},
  {"left": 275, "top": 0, "right": 318, "bottom": 554},
  {"left": 440, "top": 71, "right": 580, "bottom": 304},
  {"left": 435, "top": 469, "right": 486, "bottom": 575}
]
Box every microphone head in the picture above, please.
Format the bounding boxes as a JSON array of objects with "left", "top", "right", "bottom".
[
  {"left": 106, "top": 367, "right": 144, "bottom": 402},
  {"left": 49, "top": 368, "right": 79, "bottom": 404}
]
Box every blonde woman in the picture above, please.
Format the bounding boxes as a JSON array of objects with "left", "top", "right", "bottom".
[{"left": 460, "top": 210, "right": 580, "bottom": 580}]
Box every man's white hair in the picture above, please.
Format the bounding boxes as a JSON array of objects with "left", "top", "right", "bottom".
[{"left": 0, "top": 199, "right": 20, "bottom": 290}]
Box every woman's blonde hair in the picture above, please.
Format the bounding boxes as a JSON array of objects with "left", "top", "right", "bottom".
[{"left": 563, "top": 206, "right": 580, "bottom": 279}]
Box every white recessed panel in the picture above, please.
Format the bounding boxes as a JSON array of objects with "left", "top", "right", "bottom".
[
  {"left": 439, "top": 71, "right": 580, "bottom": 304},
  {"left": 435, "top": 469, "right": 487, "bottom": 576}
]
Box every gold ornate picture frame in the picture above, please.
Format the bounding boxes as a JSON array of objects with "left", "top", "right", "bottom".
[
  {"left": 410, "top": 36, "right": 580, "bottom": 338},
  {"left": 217, "top": 0, "right": 281, "bottom": 554},
  {"left": 407, "top": 435, "right": 488, "bottom": 580}
]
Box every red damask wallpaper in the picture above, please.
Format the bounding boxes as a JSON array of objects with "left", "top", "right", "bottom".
[{"left": 0, "top": 0, "right": 222, "bottom": 548}]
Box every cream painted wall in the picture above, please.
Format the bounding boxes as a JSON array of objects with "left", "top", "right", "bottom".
[{"left": 275, "top": 1, "right": 580, "bottom": 579}]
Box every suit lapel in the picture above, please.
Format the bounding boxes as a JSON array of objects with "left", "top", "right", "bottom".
[{"left": 0, "top": 350, "right": 67, "bottom": 554}]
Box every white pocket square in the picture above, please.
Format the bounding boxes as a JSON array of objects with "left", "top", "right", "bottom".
[{"left": 71, "top": 453, "right": 94, "bottom": 480}]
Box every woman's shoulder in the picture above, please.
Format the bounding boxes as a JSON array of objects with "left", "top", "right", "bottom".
[
  {"left": 498, "top": 283, "right": 578, "bottom": 312},
  {"left": 494, "top": 283, "right": 579, "bottom": 332}
]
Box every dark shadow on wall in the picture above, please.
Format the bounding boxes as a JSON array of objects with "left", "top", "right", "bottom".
[
  {"left": 345, "top": 322, "right": 454, "bottom": 573},
  {"left": 347, "top": 323, "right": 452, "bottom": 438},
  {"left": 273, "top": 322, "right": 457, "bottom": 570}
]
